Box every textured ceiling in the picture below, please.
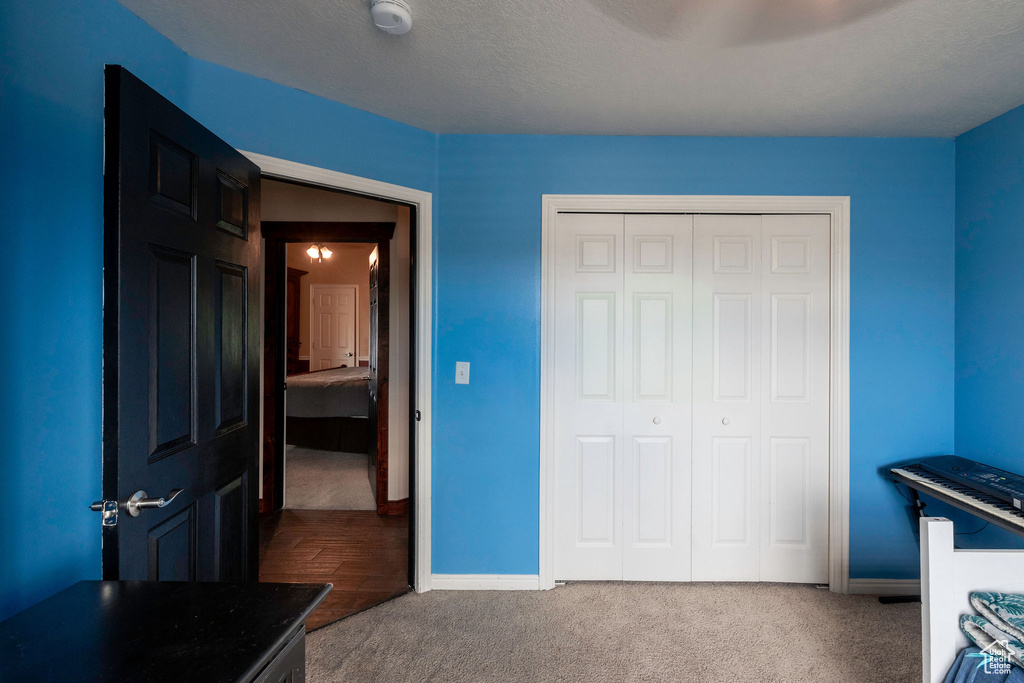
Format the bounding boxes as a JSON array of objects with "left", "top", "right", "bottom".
[{"left": 118, "top": 0, "right": 1024, "bottom": 136}]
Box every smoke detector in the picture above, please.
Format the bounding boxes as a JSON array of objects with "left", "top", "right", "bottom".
[{"left": 371, "top": 0, "right": 412, "bottom": 35}]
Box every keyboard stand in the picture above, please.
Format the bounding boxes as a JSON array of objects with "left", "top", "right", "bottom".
[{"left": 879, "top": 481, "right": 930, "bottom": 605}]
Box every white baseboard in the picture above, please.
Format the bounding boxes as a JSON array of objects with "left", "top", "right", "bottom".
[
  {"left": 429, "top": 575, "right": 917, "bottom": 594},
  {"left": 847, "top": 578, "right": 921, "bottom": 595},
  {"left": 430, "top": 574, "right": 541, "bottom": 590}
]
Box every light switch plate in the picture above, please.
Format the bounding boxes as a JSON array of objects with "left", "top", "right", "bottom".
[{"left": 455, "top": 361, "right": 470, "bottom": 385}]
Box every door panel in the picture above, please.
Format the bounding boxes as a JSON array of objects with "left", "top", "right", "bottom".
[
  {"left": 758, "top": 214, "right": 830, "bottom": 584},
  {"left": 103, "top": 66, "right": 260, "bottom": 581},
  {"left": 577, "top": 436, "right": 617, "bottom": 544},
  {"left": 692, "top": 213, "right": 829, "bottom": 583},
  {"left": 692, "top": 215, "right": 762, "bottom": 581},
  {"left": 213, "top": 475, "right": 247, "bottom": 581},
  {"left": 711, "top": 437, "right": 752, "bottom": 544},
  {"left": 148, "top": 246, "right": 196, "bottom": 458},
  {"left": 713, "top": 294, "right": 753, "bottom": 401},
  {"left": 622, "top": 214, "right": 691, "bottom": 581},
  {"left": 146, "top": 505, "right": 196, "bottom": 581},
  {"left": 215, "top": 262, "right": 247, "bottom": 433},
  {"left": 633, "top": 437, "right": 671, "bottom": 543},
  {"left": 554, "top": 214, "right": 625, "bottom": 580},
  {"left": 577, "top": 293, "right": 616, "bottom": 400}
]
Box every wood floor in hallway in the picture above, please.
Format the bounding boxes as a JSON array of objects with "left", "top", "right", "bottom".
[{"left": 259, "top": 509, "right": 410, "bottom": 631}]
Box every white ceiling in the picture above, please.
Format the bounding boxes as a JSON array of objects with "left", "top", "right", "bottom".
[{"left": 119, "top": 0, "right": 1024, "bottom": 136}]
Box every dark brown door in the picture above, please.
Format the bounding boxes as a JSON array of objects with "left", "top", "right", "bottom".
[
  {"left": 367, "top": 243, "right": 390, "bottom": 510},
  {"left": 102, "top": 66, "right": 261, "bottom": 581}
]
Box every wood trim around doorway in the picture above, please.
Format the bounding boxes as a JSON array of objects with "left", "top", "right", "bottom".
[{"left": 538, "top": 194, "right": 851, "bottom": 594}]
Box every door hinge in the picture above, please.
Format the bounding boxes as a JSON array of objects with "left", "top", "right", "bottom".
[
  {"left": 415, "top": 410, "right": 422, "bottom": 422},
  {"left": 89, "top": 500, "right": 119, "bottom": 527}
]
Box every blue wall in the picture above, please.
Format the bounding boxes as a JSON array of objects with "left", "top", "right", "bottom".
[
  {"left": 956, "top": 103, "right": 1024, "bottom": 542},
  {"left": 434, "top": 135, "right": 956, "bottom": 579},
  {"left": 183, "top": 60, "right": 438, "bottom": 194},
  {"left": 1, "top": 0, "right": 971, "bottom": 620},
  {"left": 0, "top": 0, "right": 436, "bottom": 620},
  {"left": 0, "top": 0, "right": 191, "bottom": 621}
]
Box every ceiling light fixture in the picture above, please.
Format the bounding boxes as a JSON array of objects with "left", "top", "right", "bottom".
[
  {"left": 371, "top": 0, "right": 412, "bottom": 35},
  {"left": 307, "top": 244, "right": 333, "bottom": 263}
]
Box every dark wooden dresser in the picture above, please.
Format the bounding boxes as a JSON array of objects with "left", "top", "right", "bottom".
[{"left": 0, "top": 580, "right": 331, "bottom": 682}]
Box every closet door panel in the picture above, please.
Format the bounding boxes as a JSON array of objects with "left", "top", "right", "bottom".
[
  {"left": 692, "top": 215, "right": 762, "bottom": 581},
  {"left": 758, "top": 214, "right": 830, "bottom": 583},
  {"left": 622, "top": 214, "right": 692, "bottom": 581},
  {"left": 553, "top": 214, "right": 625, "bottom": 580}
]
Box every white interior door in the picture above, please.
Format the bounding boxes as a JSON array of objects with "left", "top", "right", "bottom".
[
  {"left": 691, "top": 215, "right": 763, "bottom": 581},
  {"left": 554, "top": 214, "right": 625, "bottom": 580},
  {"left": 554, "top": 213, "right": 693, "bottom": 581},
  {"left": 310, "top": 284, "right": 357, "bottom": 370},
  {"left": 758, "top": 214, "right": 830, "bottom": 583},
  {"left": 622, "top": 214, "right": 692, "bottom": 581},
  {"left": 690, "top": 214, "right": 830, "bottom": 583}
]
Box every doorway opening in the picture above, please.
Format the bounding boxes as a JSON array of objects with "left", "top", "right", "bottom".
[{"left": 258, "top": 178, "right": 416, "bottom": 630}]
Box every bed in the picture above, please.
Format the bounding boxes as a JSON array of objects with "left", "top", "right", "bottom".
[
  {"left": 286, "top": 366, "right": 372, "bottom": 453},
  {"left": 921, "top": 517, "right": 1024, "bottom": 682}
]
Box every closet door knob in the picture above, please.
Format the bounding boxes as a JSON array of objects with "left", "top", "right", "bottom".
[
  {"left": 722, "top": 417, "right": 730, "bottom": 425},
  {"left": 653, "top": 417, "right": 662, "bottom": 425}
]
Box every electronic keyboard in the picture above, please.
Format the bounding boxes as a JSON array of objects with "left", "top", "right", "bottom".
[{"left": 890, "top": 456, "right": 1024, "bottom": 538}]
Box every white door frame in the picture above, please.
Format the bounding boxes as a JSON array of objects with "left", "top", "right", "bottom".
[
  {"left": 244, "top": 150, "right": 434, "bottom": 592},
  {"left": 540, "top": 194, "right": 851, "bottom": 593},
  {"left": 309, "top": 283, "right": 359, "bottom": 369}
]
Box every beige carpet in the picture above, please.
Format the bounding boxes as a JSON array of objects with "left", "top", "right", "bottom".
[
  {"left": 284, "top": 446, "right": 376, "bottom": 510},
  {"left": 307, "top": 582, "right": 921, "bottom": 683}
]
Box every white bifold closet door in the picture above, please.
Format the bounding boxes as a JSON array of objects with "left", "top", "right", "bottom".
[
  {"left": 554, "top": 213, "right": 693, "bottom": 581},
  {"left": 553, "top": 211, "right": 829, "bottom": 585},
  {"left": 690, "top": 214, "right": 830, "bottom": 583}
]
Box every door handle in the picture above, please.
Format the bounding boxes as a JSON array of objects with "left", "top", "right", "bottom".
[
  {"left": 89, "top": 488, "right": 184, "bottom": 526},
  {"left": 345, "top": 352, "right": 353, "bottom": 357},
  {"left": 125, "top": 489, "right": 184, "bottom": 517}
]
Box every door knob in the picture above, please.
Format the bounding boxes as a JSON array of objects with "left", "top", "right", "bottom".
[
  {"left": 722, "top": 417, "right": 730, "bottom": 425},
  {"left": 653, "top": 417, "right": 662, "bottom": 425},
  {"left": 125, "top": 489, "right": 184, "bottom": 517}
]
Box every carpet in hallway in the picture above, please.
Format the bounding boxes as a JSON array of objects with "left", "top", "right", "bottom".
[{"left": 285, "top": 445, "right": 376, "bottom": 510}]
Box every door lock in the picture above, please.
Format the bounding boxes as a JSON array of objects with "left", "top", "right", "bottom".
[{"left": 88, "top": 500, "right": 119, "bottom": 527}]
